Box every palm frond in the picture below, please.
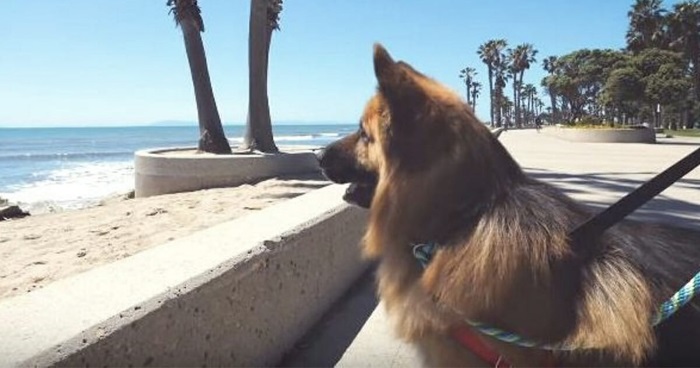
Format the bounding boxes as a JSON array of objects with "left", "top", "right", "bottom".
[
  {"left": 267, "top": 0, "right": 283, "bottom": 31},
  {"left": 167, "top": 0, "right": 205, "bottom": 32}
]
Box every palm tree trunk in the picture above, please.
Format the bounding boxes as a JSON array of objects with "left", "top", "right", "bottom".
[
  {"left": 512, "top": 79, "right": 519, "bottom": 128},
  {"left": 487, "top": 68, "right": 495, "bottom": 126},
  {"left": 243, "top": 0, "right": 278, "bottom": 153},
  {"left": 466, "top": 78, "right": 471, "bottom": 107},
  {"left": 180, "top": 18, "right": 231, "bottom": 154},
  {"left": 518, "top": 71, "right": 525, "bottom": 127},
  {"left": 495, "top": 87, "right": 503, "bottom": 127}
]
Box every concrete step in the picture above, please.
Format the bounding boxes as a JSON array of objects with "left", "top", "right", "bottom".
[{"left": 335, "top": 305, "right": 419, "bottom": 367}]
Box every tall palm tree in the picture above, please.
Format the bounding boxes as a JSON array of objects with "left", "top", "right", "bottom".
[
  {"left": 668, "top": 1, "right": 700, "bottom": 107},
  {"left": 506, "top": 62, "right": 519, "bottom": 126},
  {"left": 494, "top": 61, "right": 510, "bottom": 128},
  {"left": 536, "top": 98, "right": 545, "bottom": 118},
  {"left": 627, "top": 0, "right": 668, "bottom": 53},
  {"left": 501, "top": 95, "right": 514, "bottom": 128},
  {"left": 507, "top": 44, "right": 538, "bottom": 127},
  {"left": 477, "top": 39, "right": 508, "bottom": 126},
  {"left": 459, "top": 67, "right": 477, "bottom": 106},
  {"left": 167, "top": 0, "right": 231, "bottom": 154},
  {"left": 523, "top": 84, "right": 538, "bottom": 124},
  {"left": 243, "top": 0, "right": 283, "bottom": 153},
  {"left": 506, "top": 60, "right": 520, "bottom": 125},
  {"left": 471, "top": 81, "right": 482, "bottom": 111},
  {"left": 542, "top": 55, "right": 560, "bottom": 124}
]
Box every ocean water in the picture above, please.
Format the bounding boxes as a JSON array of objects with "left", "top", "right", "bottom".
[{"left": 0, "top": 124, "right": 355, "bottom": 213}]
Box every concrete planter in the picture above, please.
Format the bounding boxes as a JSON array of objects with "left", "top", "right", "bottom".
[
  {"left": 544, "top": 126, "right": 656, "bottom": 143},
  {"left": 135, "top": 146, "right": 320, "bottom": 198}
]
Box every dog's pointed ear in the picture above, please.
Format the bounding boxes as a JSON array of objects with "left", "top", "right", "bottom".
[
  {"left": 373, "top": 44, "right": 424, "bottom": 113},
  {"left": 373, "top": 43, "right": 395, "bottom": 81}
]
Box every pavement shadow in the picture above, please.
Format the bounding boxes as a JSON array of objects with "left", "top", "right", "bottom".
[
  {"left": 656, "top": 140, "right": 700, "bottom": 147},
  {"left": 278, "top": 265, "right": 379, "bottom": 367},
  {"left": 525, "top": 168, "right": 700, "bottom": 230}
]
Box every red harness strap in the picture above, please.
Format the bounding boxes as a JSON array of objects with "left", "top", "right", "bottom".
[
  {"left": 451, "top": 326, "right": 512, "bottom": 368},
  {"left": 451, "top": 326, "right": 558, "bottom": 367}
]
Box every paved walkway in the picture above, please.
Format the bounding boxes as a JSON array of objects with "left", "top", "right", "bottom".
[
  {"left": 297, "top": 129, "right": 700, "bottom": 367},
  {"left": 506, "top": 129, "right": 700, "bottom": 229}
]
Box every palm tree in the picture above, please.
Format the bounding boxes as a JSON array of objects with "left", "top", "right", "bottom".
[
  {"left": 471, "top": 81, "right": 482, "bottom": 111},
  {"left": 494, "top": 60, "right": 510, "bottom": 128},
  {"left": 536, "top": 98, "right": 545, "bottom": 118},
  {"left": 501, "top": 95, "right": 514, "bottom": 128},
  {"left": 506, "top": 62, "right": 519, "bottom": 126},
  {"left": 477, "top": 39, "right": 508, "bottom": 126},
  {"left": 459, "top": 67, "right": 477, "bottom": 106},
  {"left": 542, "top": 55, "right": 560, "bottom": 124},
  {"left": 507, "top": 44, "right": 538, "bottom": 127},
  {"left": 627, "top": 0, "right": 668, "bottom": 53},
  {"left": 668, "top": 1, "right": 700, "bottom": 108},
  {"left": 521, "top": 84, "right": 537, "bottom": 125},
  {"left": 243, "top": 0, "right": 283, "bottom": 153},
  {"left": 506, "top": 60, "right": 520, "bottom": 125},
  {"left": 167, "top": 0, "right": 231, "bottom": 154}
]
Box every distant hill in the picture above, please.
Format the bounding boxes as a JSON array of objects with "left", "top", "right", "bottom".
[{"left": 148, "top": 120, "right": 196, "bottom": 127}]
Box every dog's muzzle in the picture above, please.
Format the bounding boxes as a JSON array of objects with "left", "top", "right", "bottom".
[{"left": 316, "top": 146, "right": 377, "bottom": 209}]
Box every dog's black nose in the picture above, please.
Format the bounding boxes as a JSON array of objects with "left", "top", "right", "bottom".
[{"left": 315, "top": 147, "right": 326, "bottom": 163}]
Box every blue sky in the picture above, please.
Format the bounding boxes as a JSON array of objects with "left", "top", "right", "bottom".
[{"left": 0, "top": 1, "right": 677, "bottom": 127}]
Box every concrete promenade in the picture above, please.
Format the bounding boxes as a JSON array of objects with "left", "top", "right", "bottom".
[{"left": 327, "top": 129, "right": 700, "bottom": 367}]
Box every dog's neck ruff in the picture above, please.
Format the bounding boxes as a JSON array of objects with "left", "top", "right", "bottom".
[{"left": 411, "top": 242, "right": 700, "bottom": 351}]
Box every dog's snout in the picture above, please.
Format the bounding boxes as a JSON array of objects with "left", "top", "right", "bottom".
[
  {"left": 316, "top": 144, "right": 352, "bottom": 183},
  {"left": 315, "top": 147, "right": 326, "bottom": 163}
]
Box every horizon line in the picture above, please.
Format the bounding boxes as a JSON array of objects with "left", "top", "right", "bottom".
[{"left": 0, "top": 121, "right": 355, "bottom": 129}]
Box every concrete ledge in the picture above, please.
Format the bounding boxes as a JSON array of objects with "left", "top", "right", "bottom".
[
  {"left": 0, "top": 185, "right": 369, "bottom": 367},
  {"left": 135, "top": 146, "right": 320, "bottom": 198},
  {"left": 543, "top": 127, "right": 656, "bottom": 143}
]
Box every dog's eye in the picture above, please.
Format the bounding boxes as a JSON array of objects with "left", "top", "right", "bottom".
[{"left": 359, "top": 128, "right": 371, "bottom": 143}]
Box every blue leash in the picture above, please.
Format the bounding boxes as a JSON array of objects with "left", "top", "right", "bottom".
[
  {"left": 654, "top": 273, "right": 700, "bottom": 325},
  {"left": 412, "top": 242, "right": 700, "bottom": 350}
]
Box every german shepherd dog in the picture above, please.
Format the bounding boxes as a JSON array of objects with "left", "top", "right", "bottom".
[{"left": 317, "top": 44, "right": 700, "bottom": 366}]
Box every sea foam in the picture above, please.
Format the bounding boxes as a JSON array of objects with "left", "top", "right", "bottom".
[{"left": 1, "top": 161, "right": 134, "bottom": 214}]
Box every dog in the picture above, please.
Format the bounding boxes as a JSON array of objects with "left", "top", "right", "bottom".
[{"left": 317, "top": 44, "right": 700, "bottom": 366}]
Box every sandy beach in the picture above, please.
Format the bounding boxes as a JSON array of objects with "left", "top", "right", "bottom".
[{"left": 0, "top": 173, "right": 330, "bottom": 300}]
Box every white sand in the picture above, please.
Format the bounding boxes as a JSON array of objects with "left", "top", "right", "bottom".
[{"left": 0, "top": 174, "right": 329, "bottom": 300}]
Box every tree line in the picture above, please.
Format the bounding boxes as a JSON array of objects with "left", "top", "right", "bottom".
[
  {"left": 461, "top": 41, "right": 542, "bottom": 128},
  {"left": 168, "top": 0, "right": 282, "bottom": 154},
  {"left": 461, "top": 0, "right": 700, "bottom": 130}
]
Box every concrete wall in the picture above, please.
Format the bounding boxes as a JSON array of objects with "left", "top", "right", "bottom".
[
  {"left": 0, "top": 185, "right": 369, "bottom": 367},
  {"left": 544, "top": 127, "right": 656, "bottom": 143},
  {"left": 135, "top": 147, "right": 320, "bottom": 198}
]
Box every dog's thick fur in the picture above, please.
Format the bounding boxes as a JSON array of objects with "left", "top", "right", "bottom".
[{"left": 318, "top": 44, "right": 700, "bottom": 366}]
